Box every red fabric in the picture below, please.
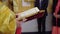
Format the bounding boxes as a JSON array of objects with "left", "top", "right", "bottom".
[
  {"left": 54, "top": 0, "right": 60, "bottom": 14},
  {"left": 52, "top": 26, "right": 60, "bottom": 34},
  {"left": 52, "top": 0, "right": 60, "bottom": 34},
  {"left": 16, "top": 27, "right": 21, "bottom": 34}
]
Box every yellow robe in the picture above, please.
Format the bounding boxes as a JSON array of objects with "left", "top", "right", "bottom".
[
  {"left": 0, "top": 2, "right": 16, "bottom": 34},
  {"left": 2, "top": 0, "right": 13, "bottom": 10}
]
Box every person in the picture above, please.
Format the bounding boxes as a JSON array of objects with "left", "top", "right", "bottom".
[
  {"left": 35, "top": 0, "right": 48, "bottom": 34},
  {"left": 0, "top": 3, "right": 16, "bottom": 34},
  {"left": 52, "top": 0, "right": 60, "bottom": 34},
  {"left": 53, "top": 1, "right": 60, "bottom": 18},
  {"left": 16, "top": 14, "right": 27, "bottom": 34}
]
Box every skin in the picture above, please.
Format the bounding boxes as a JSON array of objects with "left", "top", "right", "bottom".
[
  {"left": 16, "top": 14, "right": 27, "bottom": 27},
  {"left": 53, "top": 1, "right": 60, "bottom": 18}
]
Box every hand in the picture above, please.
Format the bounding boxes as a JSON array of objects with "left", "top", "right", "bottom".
[
  {"left": 16, "top": 14, "right": 27, "bottom": 27},
  {"left": 53, "top": 13, "right": 60, "bottom": 18},
  {"left": 53, "top": 13, "right": 56, "bottom": 17}
]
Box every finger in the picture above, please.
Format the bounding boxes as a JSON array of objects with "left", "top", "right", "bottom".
[
  {"left": 22, "top": 18, "right": 27, "bottom": 22},
  {"left": 53, "top": 13, "right": 56, "bottom": 17}
]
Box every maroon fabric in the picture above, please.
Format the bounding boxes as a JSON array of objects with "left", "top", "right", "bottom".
[{"left": 26, "top": 12, "right": 44, "bottom": 21}]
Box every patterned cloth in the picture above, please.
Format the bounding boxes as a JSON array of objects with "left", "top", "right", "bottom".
[{"left": 0, "top": 3, "right": 16, "bottom": 34}]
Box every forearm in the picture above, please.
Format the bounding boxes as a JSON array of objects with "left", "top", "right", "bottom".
[{"left": 53, "top": 1, "right": 60, "bottom": 18}]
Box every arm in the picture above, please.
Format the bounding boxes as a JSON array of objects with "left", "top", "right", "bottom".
[
  {"left": 53, "top": 1, "right": 60, "bottom": 18},
  {"left": 16, "top": 15, "right": 27, "bottom": 34}
]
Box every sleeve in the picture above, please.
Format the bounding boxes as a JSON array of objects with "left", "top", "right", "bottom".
[
  {"left": 7, "top": 11, "right": 16, "bottom": 34},
  {"left": 54, "top": 1, "right": 60, "bottom": 14},
  {"left": 0, "top": 3, "right": 16, "bottom": 34}
]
